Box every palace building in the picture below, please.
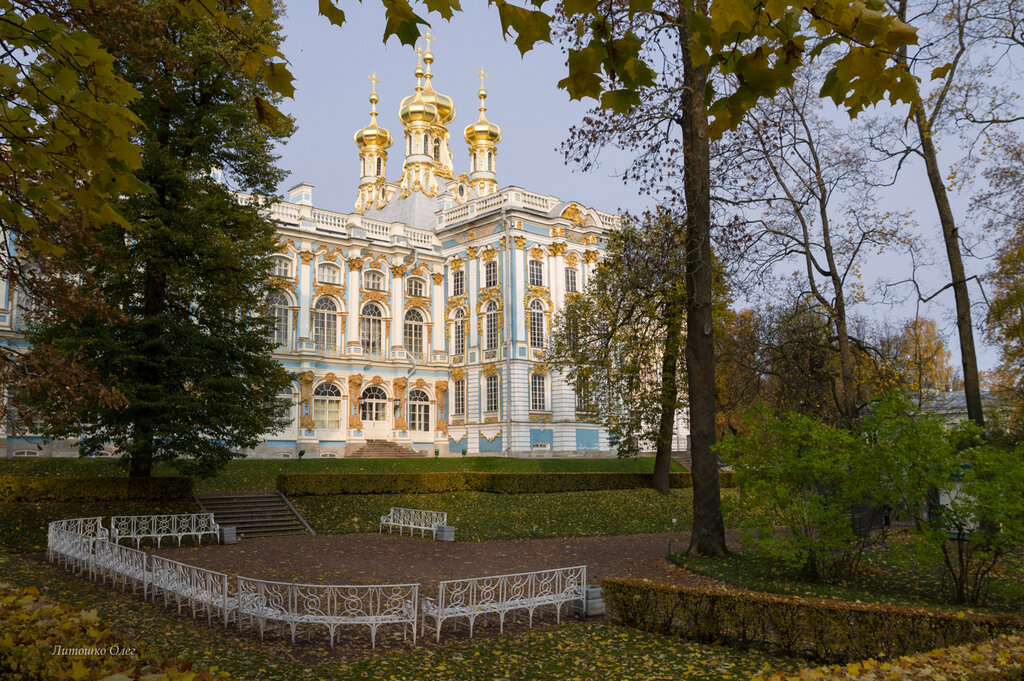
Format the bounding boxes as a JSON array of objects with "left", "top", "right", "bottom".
[{"left": 0, "top": 41, "right": 641, "bottom": 459}]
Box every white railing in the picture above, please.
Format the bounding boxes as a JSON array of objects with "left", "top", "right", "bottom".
[
  {"left": 362, "top": 219, "right": 392, "bottom": 241},
  {"left": 48, "top": 526, "right": 96, "bottom": 574},
  {"left": 379, "top": 507, "right": 447, "bottom": 538},
  {"left": 237, "top": 577, "right": 418, "bottom": 648},
  {"left": 91, "top": 539, "right": 150, "bottom": 596},
  {"left": 421, "top": 565, "right": 586, "bottom": 642},
  {"left": 406, "top": 228, "right": 433, "bottom": 246},
  {"left": 47, "top": 517, "right": 102, "bottom": 563},
  {"left": 150, "top": 555, "right": 235, "bottom": 628},
  {"left": 110, "top": 513, "right": 219, "bottom": 548}
]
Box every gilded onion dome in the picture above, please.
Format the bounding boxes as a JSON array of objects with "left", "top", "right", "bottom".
[
  {"left": 419, "top": 41, "right": 455, "bottom": 124},
  {"left": 354, "top": 74, "right": 392, "bottom": 148},
  {"left": 464, "top": 74, "right": 501, "bottom": 144},
  {"left": 399, "top": 54, "right": 439, "bottom": 125}
]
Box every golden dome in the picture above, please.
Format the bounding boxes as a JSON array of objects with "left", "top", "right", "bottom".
[
  {"left": 354, "top": 73, "right": 393, "bottom": 148},
  {"left": 399, "top": 54, "right": 440, "bottom": 125},
  {"left": 419, "top": 46, "right": 455, "bottom": 124},
  {"left": 464, "top": 70, "right": 501, "bottom": 144}
]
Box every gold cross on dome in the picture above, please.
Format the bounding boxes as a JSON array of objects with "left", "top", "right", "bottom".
[
  {"left": 477, "top": 68, "right": 488, "bottom": 88},
  {"left": 422, "top": 29, "right": 435, "bottom": 52},
  {"left": 368, "top": 72, "right": 379, "bottom": 91}
]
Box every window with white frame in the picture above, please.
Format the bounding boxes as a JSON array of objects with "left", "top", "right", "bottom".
[
  {"left": 409, "top": 389, "right": 430, "bottom": 432},
  {"left": 565, "top": 267, "right": 578, "bottom": 293},
  {"left": 406, "top": 277, "right": 426, "bottom": 298},
  {"left": 361, "top": 303, "right": 383, "bottom": 356},
  {"left": 484, "top": 260, "right": 498, "bottom": 288},
  {"left": 360, "top": 385, "right": 388, "bottom": 422},
  {"left": 266, "top": 291, "right": 290, "bottom": 346},
  {"left": 312, "top": 297, "right": 339, "bottom": 350},
  {"left": 404, "top": 308, "right": 425, "bottom": 358},
  {"left": 485, "top": 302, "right": 499, "bottom": 350},
  {"left": 454, "top": 378, "right": 466, "bottom": 415},
  {"left": 452, "top": 269, "right": 465, "bottom": 296},
  {"left": 485, "top": 374, "right": 499, "bottom": 413},
  {"left": 272, "top": 256, "right": 292, "bottom": 278},
  {"left": 528, "top": 259, "right": 544, "bottom": 287},
  {"left": 576, "top": 379, "right": 592, "bottom": 412},
  {"left": 529, "top": 300, "right": 545, "bottom": 349},
  {"left": 364, "top": 270, "right": 385, "bottom": 291},
  {"left": 453, "top": 309, "right": 466, "bottom": 355},
  {"left": 318, "top": 263, "right": 341, "bottom": 284},
  {"left": 312, "top": 382, "right": 342, "bottom": 429},
  {"left": 530, "top": 373, "right": 546, "bottom": 411}
]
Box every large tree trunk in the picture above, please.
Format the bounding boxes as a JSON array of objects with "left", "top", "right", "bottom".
[
  {"left": 679, "top": 4, "right": 727, "bottom": 556},
  {"left": 654, "top": 293, "right": 684, "bottom": 494}
]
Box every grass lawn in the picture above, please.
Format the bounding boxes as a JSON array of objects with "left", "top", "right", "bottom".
[
  {"left": 673, "top": 538, "right": 1024, "bottom": 614},
  {"left": 0, "top": 456, "right": 685, "bottom": 494},
  {"left": 0, "top": 551, "right": 803, "bottom": 681}
]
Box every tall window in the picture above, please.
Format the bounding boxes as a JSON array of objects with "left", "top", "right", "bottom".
[
  {"left": 406, "top": 277, "right": 425, "bottom": 298},
  {"left": 485, "top": 374, "right": 499, "bottom": 413},
  {"left": 487, "top": 151, "right": 494, "bottom": 171},
  {"left": 312, "top": 382, "right": 343, "bottom": 429},
  {"left": 565, "top": 267, "right": 578, "bottom": 293},
  {"left": 453, "top": 309, "right": 466, "bottom": 355},
  {"left": 361, "top": 386, "right": 387, "bottom": 422},
  {"left": 576, "top": 377, "right": 592, "bottom": 413},
  {"left": 529, "top": 300, "right": 545, "bottom": 349},
  {"left": 318, "top": 264, "right": 341, "bottom": 284},
  {"left": 528, "top": 260, "right": 543, "bottom": 287},
  {"left": 485, "top": 302, "right": 499, "bottom": 350},
  {"left": 404, "top": 309, "right": 424, "bottom": 358},
  {"left": 376, "top": 157, "right": 382, "bottom": 175},
  {"left": 312, "top": 297, "right": 338, "bottom": 350},
  {"left": 361, "top": 303, "right": 383, "bottom": 356},
  {"left": 364, "top": 270, "right": 384, "bottom": 291},
  {"left": 266, "top": 291, "right": 290, "bottom": 346},
  {"left": 454, "top": 379, "right": 466, "bottom": 415},
  {"left": 452, "top": 269, "right": 465, "bottom": 296},
  {"left": 409, "top": 389, "right": 430, "bottom": 432},
  {"left": 433, "top": 138, "right": 441, "bottom": 162},
  {"left": 421, "top": 133, "right": 428, "bottom": 153},
  {"left": 484, "top": 260, "right": 498, "bottom": 288},
  {"left": 272, "top": 256, "right": 292, "bottom": 278},
  {"left": 530, "top": 373, "right": 546, "bottom": 411}
]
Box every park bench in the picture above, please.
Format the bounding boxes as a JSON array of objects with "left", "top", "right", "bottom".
[
  {"left": 237, "top": 576, "right": 419, "bottom": 648},
  {"left": 420, "top": 565, "right": 587, "bottom": 642},
  {"left": 379, "top": 507, "right": 447, "bottom": 538},
  {"left": 150, "top": 554, "right": 236, "bottom": 628},
  {"left": 110, "top": 513, "right": 220, "bottom": 548},
  {"left": 91, "top": 538, "right": 150, "bottom": 597}
]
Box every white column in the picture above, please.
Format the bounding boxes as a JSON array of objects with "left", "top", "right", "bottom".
[
  {"left": 346, "top": 260, "right": 360, "bottom": 353},
  {"left": 431, "top": 272, "right": 444, "bottom": 359},
  {"left": 467, "top": 252, "right": 479, "bottom": 349},
  {"left": 391, "top": 267, "right": 404, "bottom": 357},
  {"left": 550, "top": 246, "right": 565, "bottom": 313},
  {"left": 513, "top": 239, "right": 526, "bottom": 344},
  {"left": 297, "top": 252, "right": 312, "bottom": 339}
]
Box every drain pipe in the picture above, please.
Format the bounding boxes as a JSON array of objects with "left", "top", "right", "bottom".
[{"left": 502, "top": 205, "right": 513, "bottom": 458}]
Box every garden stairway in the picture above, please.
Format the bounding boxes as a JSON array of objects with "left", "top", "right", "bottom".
[
  {"left": 348, "top": 440, "right": 424, "bottom": 458},
  {"left": 195, "top": 492, "right": 312, "bottom": 539}
]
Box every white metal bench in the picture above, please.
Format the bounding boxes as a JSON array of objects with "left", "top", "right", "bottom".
[
  {"left": 237, "top": 576, "right": 418, "bottom": 648},
  {"left": 379, "top": 507, "right": 447, "bottom": 538},
  {"left": 91, "top": 539, "right": 150, "bottom": 597},
  {"left": 150, "top": 555, "right": 235, "bottom": 628},
  {"left": 110, "top": 513, "right": 220, "bottom": 548},
  {"left": 421, "top": 565, "right": 587, "bottom": 642}
]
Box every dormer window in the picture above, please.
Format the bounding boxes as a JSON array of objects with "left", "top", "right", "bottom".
[
  {"left": 406, "top": 277, "right": 426, "bottom": 298},
  {"left": 364, "top": 270, "right": 385, "bottom": 291}
]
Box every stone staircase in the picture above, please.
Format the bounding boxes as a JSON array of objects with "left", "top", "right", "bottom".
[
  {"left": 195, "top": 492, "right": 311, "bottom": 539},
  {"left": 348, "top": 440, "right": 424, "bottom": 458}
]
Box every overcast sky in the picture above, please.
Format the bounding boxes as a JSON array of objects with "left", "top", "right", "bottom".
[{"left": 272, "top": 2, "right": 1011, "bottom": 373}]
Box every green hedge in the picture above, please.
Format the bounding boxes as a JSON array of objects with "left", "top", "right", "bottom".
[
  {"left": 0, "top": 476, "right": 193, "bottom": 503},
  {"left": 603, "top": 577, "right": 1024, "bottom": 664},
  {"left": 278, "top": 470, "right": 737, "bottom": 495}
]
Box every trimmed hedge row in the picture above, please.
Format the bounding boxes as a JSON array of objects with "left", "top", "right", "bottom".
[
  {"left": 602, "top": 577, "right": 1023, "bottom": 664},
  {"left": 277, "top": 470, "right": 737, "bottom": 496},
  {"left": 0, "top": 476, "right": 193, "bottom": 503},
  {"left": 753, "top": 634, "right": 1024, "bottom": 680},
  {"left": 0, "top": 583, "right": 233, "bottom": 681}
]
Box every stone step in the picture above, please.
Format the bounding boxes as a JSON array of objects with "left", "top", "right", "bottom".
[{"left": 195, "top": 492, "right": 312, "bottom": 539}]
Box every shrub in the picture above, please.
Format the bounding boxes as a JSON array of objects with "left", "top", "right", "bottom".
[
  {"left": 0, "top": 476, "right": 192, "bottom": 503},
  {"left": 752, "top": 634, "right": 1024, "bottom": 680},
  {"left": 603, "top": 577, "right": 1023, "bottom": 663}
]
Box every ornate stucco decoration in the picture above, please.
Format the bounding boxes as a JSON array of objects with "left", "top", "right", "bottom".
[
  {"left": 548, "top": 242, "right": 567, "bottom": 257},
  {"left": 300, "top": 251, "right": 315, "bottom": 264},
  {"left": 481, "top": 247, "right": 497, "bottom": 262},
  {"left": 405, "top": 296, "right": 430, "bottom": 311},
  {"left": 391, "top": 264, "right": 407, "bottom": 277},
  {"left": 523, "top": 284, "right": 551, "bottom": 309},
  {"left": 393, "top": 376, "right": 408, "bottom": 431},
  {"left": 529, "top": 246, "right": 545, "bottom": 261},
  {"left": 530, "top": 363, "right": 549, "bottom": 375},
  {"left": 431, "top": 272, "right": 445, "bottom": 285},
  {"left": 449, "top": 258, "right": 464, "bottom": 271},
  {"left": 435, "top": 380, "right": 448, "bottom": 434},
  {"left": 314, "top": 283, "right": 345, "bottom": 300},
  {"left": 514, "top": 236, "right": 526, "bottom": 249},
  {"left": 561, "top": 203, "right": 585, "bottom": 226},
  {"left": 565, "top": 252, "right": 580, "bottom": 267},
  {"left": 276, "top": 239, "right": 296, "bottom": 253},
  {"left": 466, "top": 246, "right": 478, "bottom": 260},
  {"left": 360, "top": 288, "right": 390, "bottom": 308},
  {"left": 529, "top": 413, "right": 553, "bottom": 423},
  {"left": 445, "top": 294, "right": 468, "bottom": 316},
  {"left": 584, "top": 249, "right": 600, "bottom": 264},
  {"left": 481, "top": 363, "right": 499, "bottom": 377},
  {"left": 324, "top": 372, "right": 339, "bottom": 384},
  {"left": 371, "top": 375, "right": 385, "bottom": 387},
  {"left": 348, "top": 373, "right": 363, "bottom": 430},
  {"left": 551, "top": 225, "right": 566, "bottom": 238},
  {"left": 298, "top": 371, "right": 315, "bottom": 430},
  {"left": 450, "top": 367, "right": 466, "bottom": 381},
  {"left": 366, "top": 253, "right": 389, "bottom": 270},
  {"left": 411, "top": 262, "right": 432, "bottom": 277},
  {"left": 482, "top": 419, "right": 500, "bottom": 427},
  {"left": 348, "top": 257, "right": 364, "bottom": 271}
]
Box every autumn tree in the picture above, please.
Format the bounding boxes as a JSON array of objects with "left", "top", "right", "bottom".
[{"left": 16, "top": 0, "right": 294, "bottom": 477}]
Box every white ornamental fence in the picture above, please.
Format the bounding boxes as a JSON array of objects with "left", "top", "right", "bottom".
[
  {"left": 110, "top": 513, "right": 219, "bottom": 548},
  {"left": 150, "top": 554, "right": 235, "bottom": 628}
]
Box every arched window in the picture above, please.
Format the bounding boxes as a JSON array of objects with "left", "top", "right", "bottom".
[
  {"left": 453, "top": 309, "right": 466, "bottom": 355},
  {"left": 364, "top": 270, "right": 384, "bottom": 291},
  {"left": 312, "top": 297, "right": 338, "bottom": 351},
  {"left": 272, "top": 256, "right": 292, "bottom": 278},
  {"left": 530, "top": 373, "right": 547, "bottom": 411},
  {"left": 485, "top": 301, "right": 499, "bottom": 350},
  {"left": 433, "top": 138, "right": 441, "bottom": 162},
  {"left": 313, "top": 382, "right": 343, "bottom": 429},
  {"left": 361, "top": 303, "right": 383, "bottom": 356},
  {"left": 361, "top": 385, "right": 388, "bottom": 422},
  {"left": 376, "top": 157, "right": 383, "bottom": 176},
  {"left": 266, "top": 291, "right": 290, "bottom": 346},
  {"left": 406, "top": 277, "right": 425, "bottom": 298},
  {"left": 422, "top": 133, "right": 428, "bottom": 153},
  {"left": 452, "top": 270, "right": 465, "bottom": 296},
  {"left": 528, "top": 260, "right": 544, "bottom": 287},
  {"left": 471, "top": 154, "right": 476, "bottom": 172},
  {"left": 404, "top": 308, "right": 424, "bottom": 358},
  {"left": 318, "top": 263, "right": 340, "bottom": 284},
  {"left": 488, "top": 151, "right": 494, "bottom": 171},
  {"left": 453, "top": 378, "right": 466, "bottom": 415},
  {"left": 484, "top": 260, "right": 498, "bottom": 288},
  {"left": 409, "top": 389, "right": 430, "bottom": 432},
  {"left": 530, "top": 300, "right": 545, "bottom": 349}
]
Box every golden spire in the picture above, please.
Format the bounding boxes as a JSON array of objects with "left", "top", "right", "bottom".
[
  {"left": 464, "top": 68, "right": 501, "bottom": 144},
  {"left": 354, "top": 71, "right": 392, "bottom": 149},
  {"left": 415, "top": 30, "right": 454, "bottom": 125}
]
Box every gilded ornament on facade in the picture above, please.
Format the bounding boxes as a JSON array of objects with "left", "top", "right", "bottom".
[
  {"left": 405, "top": 296, "right": 429, "bottom": 311},
  {"left": 298, "top": 371, "right": 314, "bottom": 405},
  {"left": 300, "top": 413, "right": 315, "bottom": 429},
  {"left": 348, "top": 258, "right": 364, "bottom": 271},
  {"left": 413, "top": 378, "right": 428, "bottom": 389},
  {"left": 371, "top": 375, "right": 385, "bottom": 387},
  {"left": 529, "top": 246, "right": 545, "bottom": 260},
  {"left": 529, "top": 413, "right": 553, "bottom": 423},
  {"left": 267, "top": 276, "right": 292, "bottom": 288},
  {"left": 548, "top": 242, "right": 567, "bottom": 257},
  {"left": 366, "top": 254, "right": 389, "bottom": 270},
  {"left": 566, "top": 252, "right": 579, "bottom": 267},
  {"left": 360, "top": 288, "right": 389, "bottom": 307},
  {"left": 300, "top": 251, "right": 315, "bottom": 264},
  {"left": 481, "top": 247, "right": 496, "bottom": 262},
  {"left": 324, "top": 372, "right": 339, "bottom": 384},
  {"left": 411, "top": 262, "right": 431, "bottom": 277},
  {"left": 391, "top": 264, "right": 407, "bottom": 277},
  {"left": 314, "top": 283, "right": 345, "bottom": 299},
  {"left": 531, "top": 363, "right": 549, "bottom": 375},
  {"left": 551, "top": 225, "right": 566, "bottom": 238},
  {"left": 584, "top": 250, "right": 600, "bottom": 263},
  {"left": 466, "top": 246, "right": 478, "bottom": 259},
  {"left": 450, "top": 367, "right": 465, "bottom": 381},
  {"left": 445, "top": 294, "right": 467, "bottom": 316},
  {"left": 514, "top": 236, "right": 526, "bottom": 249},
  {"left": 451, "top": 417, "right": 465, "bottom": 426},
  {"left": 523, "top": 285, "right": 551, "bottom": 309},
  {"left": 276, "top": 239, "right": 296, "bottom": 253},
  {"left": 481, "top": 363, "right": 499, "bottom": 377},
  {"left": 484, "top": 350, "right": 497, "bottom": 360},
  {"left": 393, "top": 376, "right": 407, "bottom": 401},
  {"left": 431, "top": 273, "right": 444, "bottom": 285},
  {"left": 468, "top": 230, "right": 476, "bottom": 240},
  {"left": 450, "top": 258, "right": 464, "bottom": 271},
  {"left": 561, "top": 203, "right": 585, "bottom": 226}
]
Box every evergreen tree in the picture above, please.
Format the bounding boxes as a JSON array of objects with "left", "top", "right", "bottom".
[{"left": 18, "top": 0, "right": 295, "bottom": 477}]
